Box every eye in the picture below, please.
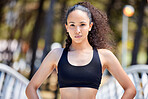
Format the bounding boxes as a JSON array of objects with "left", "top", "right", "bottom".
[
  {"left": 70, "top": 24, "right": 75, "bottom": 26},
  {"left": 81, "top": 24, "right": 86, "bottom": 26}
]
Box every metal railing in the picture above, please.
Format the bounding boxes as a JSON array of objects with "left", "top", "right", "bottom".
[
  {"left": 96, "top": 65, "right": 148, "bottom": 99},
  {"left": 0, "top": 63, "right": 41, "bottom": 99}
]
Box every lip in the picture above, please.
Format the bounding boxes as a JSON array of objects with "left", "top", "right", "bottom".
[{"left": 75, "top": 35, "right": 82, "bottom": 38}]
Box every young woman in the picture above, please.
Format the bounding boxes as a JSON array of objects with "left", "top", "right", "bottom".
[{"left": 26, "top": 2, "right": 136, "bottom": 99}]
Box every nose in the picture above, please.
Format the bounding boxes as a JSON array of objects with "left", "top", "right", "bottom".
[{"left": 75, "top": 26, "right": 80, "bottom": 34}]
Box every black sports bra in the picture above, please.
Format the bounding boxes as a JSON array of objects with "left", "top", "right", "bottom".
[{"left": 57, "top": 47, "right": 102, "bottom": 89}]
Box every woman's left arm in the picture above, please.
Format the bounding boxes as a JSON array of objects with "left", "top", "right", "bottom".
[{"left": 100, "top": 49, "right": 136, "bottom": 99}]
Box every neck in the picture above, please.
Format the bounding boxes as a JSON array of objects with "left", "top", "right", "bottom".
[{"left": 69, "top": 40, "right": 92, "bottom": 51}]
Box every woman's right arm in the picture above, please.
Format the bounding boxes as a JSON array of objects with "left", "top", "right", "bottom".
[{"left": 25, "top": 48, "right": 62, "bottom": 99}]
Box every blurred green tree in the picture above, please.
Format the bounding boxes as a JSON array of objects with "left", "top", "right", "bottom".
[
  {"left": 29, "top": 0, "right": 45, "bottom": 80},
  {"left": 131, "top": 0, "right": 147, "bottom": 65}
]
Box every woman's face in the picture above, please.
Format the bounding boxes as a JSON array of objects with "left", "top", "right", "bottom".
[{"left": 65, "top": 10, "right": 93, "bottom": 43}]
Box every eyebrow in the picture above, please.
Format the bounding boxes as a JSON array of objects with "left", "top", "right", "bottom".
[
  {"left": 69, "top": 21, "right": 87, "bottom": 24},
  {"left": 69, "top": 22, "right": 75, "bottom": 23},
  {"left": 80, "top": 21, "right": 86, "bottom": 23}
]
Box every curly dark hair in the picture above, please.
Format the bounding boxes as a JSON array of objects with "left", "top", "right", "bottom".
[{"left": 65, "top": 2, "right": 115, "bottom": 51}]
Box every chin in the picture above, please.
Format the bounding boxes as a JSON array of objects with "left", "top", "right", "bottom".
[
  {"left": 72, "top": 37, "right": 87, "bottom": 44},
  {"left": 73, "top": 40, "right": 83, "bottom": 44}
]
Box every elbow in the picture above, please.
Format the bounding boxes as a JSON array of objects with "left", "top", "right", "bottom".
[
  {"left": 25, "top": 84, "right": 30, "bottom": 97},
  {"left": 132, "top": 87, "right": 137, "bottom": 97},
  {"left": 25, "top": 83, "right": 37, "bottom": 97},
  {"left": 123, "top": 86, "right": 137, "bottom": 99},
  {"left": 130, "top": 85, "right": 137, "bottom": 97},
  {"left": 126, "top": 86, "right": 137, "bottom": 98}
]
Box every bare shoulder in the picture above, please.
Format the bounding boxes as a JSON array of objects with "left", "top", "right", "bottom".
[
  {"left": 49, "top": 48, "right": 64, "bottom": 60},
  {"left": 49, "top": 48, "right": 64, "bottom": 66},
  {"left": 50, "top": 48, "right": 64, "bottom": 56},
  {"left": 97, "top": 49, "right": 114, "bottom": 60},
  {"left": 97, "top": 49, "right": 113, "bottom": 56},
  {"left": 97, "top": 49, "right": 117, "bottom": 69}
]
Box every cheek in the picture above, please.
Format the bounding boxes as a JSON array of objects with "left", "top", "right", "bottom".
[
  {"left": 82, "top": 26, "right": 90, "bottom": 31},
  {"left": 67, "top": 27, "right": 75, "bottom": 32},
  {"left": 68, "top": 32, "right": 74, "bottom": 38},
  {"left": 82, "top": 28, "right": 90, "bottom": 34}
]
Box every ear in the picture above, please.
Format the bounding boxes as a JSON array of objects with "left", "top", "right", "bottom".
[
  {"left": 65, "top": 24, "right": 68, "bottom": 32},
  {"left": 89, "top": 22, "right": 93, "bottom": 31}
]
